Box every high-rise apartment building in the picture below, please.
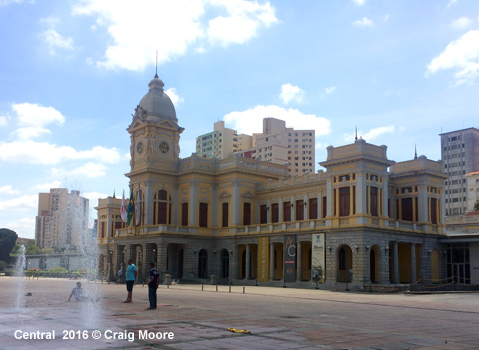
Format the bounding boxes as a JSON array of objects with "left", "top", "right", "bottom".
[
  {"left": 197, "top": 118, "right": 315, "bottom": 175},
  {"left": 196, "top": 121, "right": 252, "bottom": 159},
  {"left": 440, "top": 127, "right": 479, "bottom": 215},
  {"left": 35, "top": 188, "right": 89, "bottom": 249}
]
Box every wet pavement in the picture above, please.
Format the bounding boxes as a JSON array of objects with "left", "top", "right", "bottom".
[{"left": 1, "top": 277, "right": 478, "bottom": 349}]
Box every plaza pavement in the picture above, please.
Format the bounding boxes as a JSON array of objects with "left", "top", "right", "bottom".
[{"left": 1, "top": 277, "right": 478, "bottom": 349}]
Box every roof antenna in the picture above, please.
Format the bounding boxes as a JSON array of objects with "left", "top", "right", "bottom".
[
  {"left": 355, "top": 126, "right": 358, "bottom": 142},
  {"left": 154, "top": 49, "right": 159, "bottom": 78},
  {"left": 113, "top": 188, "right": 116, "bottom": 198},
  {"left": 414, "top": 144, "right": 417, "bottom": 159}
]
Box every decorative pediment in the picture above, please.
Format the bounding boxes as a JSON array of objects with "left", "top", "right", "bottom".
[
  {"left": 219, "top": 191, "right": 231, "bottom": 200},
  {"left": 241, "top": 191, "right": 255, "bottom": 199}
]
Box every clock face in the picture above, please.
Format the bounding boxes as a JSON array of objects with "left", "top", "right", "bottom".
[
  {"left": 159, "top": 141, "right": 169, "bottom": 154},
  {"left": 137, "top": 142, "right": 144, "bottom": 154}
]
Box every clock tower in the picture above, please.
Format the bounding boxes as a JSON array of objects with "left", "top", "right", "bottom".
[{"left": 127, "top": 75, "right": 184, "bottom": 175}]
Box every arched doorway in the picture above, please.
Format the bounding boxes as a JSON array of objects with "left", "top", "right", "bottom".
[
  {"left": 198, "top": 249, "right": 208, "bottom": 278},
  {"left": 370, "top": 246, "right": 378, "bottom": 283},
  {"left": 178, "top": 249, "right": 184, "bottom": 279},
  {"left": 220, "top": 249, "right": 229, "bottom": 278},
  {"left": 337, "top": 245, "right": 352, "bottom": 282}
]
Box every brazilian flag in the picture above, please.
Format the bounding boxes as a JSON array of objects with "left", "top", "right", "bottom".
[{"left": 127, "top": 188, "right": 134, "bottom": 226}]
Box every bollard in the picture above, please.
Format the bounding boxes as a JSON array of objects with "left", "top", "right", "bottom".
[
  {"left": 202, "top": 284, "right": 204, "bottom": 291},
  {"left": 216, "top": 285, "right": 218, "bottom": 292},
  {"left": 229, "top": 285, "right": 231, "bottom": 293},
  {"left": 167, "top": 283, "right": 169, "bottom": 289},
  {"left": 243, "top": 287, "right": 245, "bottom": 294}
]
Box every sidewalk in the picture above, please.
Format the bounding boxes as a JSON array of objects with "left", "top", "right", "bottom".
[{"left": 1, "top": 277, "right": 478, "bottom": 349}]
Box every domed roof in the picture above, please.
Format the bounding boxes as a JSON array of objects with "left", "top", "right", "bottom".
[{"left": 138, "top": 76, "right": 177, "bottom": 121}]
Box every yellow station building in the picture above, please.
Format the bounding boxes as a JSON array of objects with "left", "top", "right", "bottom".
[{"left": 97, "top": 75, "right": 455, "bottom": 289}]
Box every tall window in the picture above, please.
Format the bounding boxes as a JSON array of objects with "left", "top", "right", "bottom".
[
  {"left": 322, "top": 196, "right": 327, "bottom": 218},
  {"left": 431, "top": 198, "right": 438, "bottom": 224},
  {"left": 260, "top": 205, "right": 268, "bottom": 224},
  {"left": 100, "top": 222, "right": 105, "bottom": 238},
  {"left": 221, "top": 249, "right": 229, "bottom": 278},
  {"left": 370, "top": 186, "right": 378, "bottom": 216},
  {"left": 199, "top": 202, "right": 208, "bottom": 227},
  {"left": 296, "top": 200, "right": 304, "bottom": 220},
  {"left": 339, "top": 187, "right": 350, "bottom": 217},
  {"left": 272, "top": 203, "right": 279, "bottom": 223},
  {"left": 401, "top": 198, "right": 413, "bottom": 222},
  {"left": 181, "top": 203, "right": 188, "bottom": 226},
  {"left": 243, "top": 202, "right": 251, "bottom": 225},
  {"left": 283, "top": 202, "right": 291, "bottom": 222},
  {"left": 153, "top": 190, "right": 171, "bottom": 225},
  {"left": 198, "top": 249, "right": 208, "bottom": 278},
  {"left": 222, "top": 202, "right": 229, "bottom": 227},
  {"left": 309, "top": 198, "right": 318, "bottom": 219}
]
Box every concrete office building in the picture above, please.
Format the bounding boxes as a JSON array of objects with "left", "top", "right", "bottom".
[
  {"left": 97, "top": 75, "right": 477, "bottom": 288},
  {"left": 440, "top": 127, "right": 479, "bottom": 215},
  {"left": 35, "top": 188, "right": 89, "bottom": 249}
]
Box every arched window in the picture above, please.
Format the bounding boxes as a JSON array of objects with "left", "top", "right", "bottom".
[{"left": 153, "top": 189, "right": 172, "bottom": 225}]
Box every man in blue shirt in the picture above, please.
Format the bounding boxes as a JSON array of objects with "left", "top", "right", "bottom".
[
  {"left": 146, "top": 262, "right": 160, "bottom": 310},
  {"left": 123, "top": 258, "right": 137, "bottom": 303}
]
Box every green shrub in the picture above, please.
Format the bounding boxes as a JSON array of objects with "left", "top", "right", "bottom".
[{"left": 48, "top": 267, "right": 68, "bottom": 274}]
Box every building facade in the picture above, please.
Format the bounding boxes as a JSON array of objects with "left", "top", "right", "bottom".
[
  {"left": 96, "top": 76, "right": 462, "bottom": 288},
  {"left": 440, "top": 127, "right": 479, "bottom": 215},
  {"left": 35, "top": 188, "right": 89, "bottom": 249}
]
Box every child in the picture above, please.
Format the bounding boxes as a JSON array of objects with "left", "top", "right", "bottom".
[{"left": 68, "top": 282, "right": 98, "bottom": 302}]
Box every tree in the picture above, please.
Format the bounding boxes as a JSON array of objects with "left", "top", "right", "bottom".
[
  {"left": 0, "top": 228, "right": 18, "bottom": 263},
  {"left": 474, "top": 199, "right": 479, "bottom": 212}
]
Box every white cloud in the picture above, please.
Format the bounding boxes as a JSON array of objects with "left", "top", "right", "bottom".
[
  {"left": 447, "top": 0, "right": 457, "bottom": 7},
  {"left": 352, "top": 0, "right": 366, "bottom": 6},
  {"left": 5, "top": 217, "right": 36, "bottom": 239},
  {"left": 352, "top": 17, "right": 373, "bottom": 27},
  {"left": 165, "top": 88, "right": 184, "bottom": 106},
  {"left": 10, "top": 102, "right": 65, "bottom": 140},
  {"left": 324, "top": 87, "right": 336, "bottom": 95},
  {"left": 279, "top": 84, "right": 305, "bottom": 104},
  {"left": 223, "top": 105, "right": 331, "bottom": 136},
  {"left": 427, "top": 30, "right": 479, "bottom": 85},
  {"left": 82, "top": 191, "right": 110, "bottom": 203},
  {"left": 450, "top": 17, "right": 473, "bottom": 30},
  {"left": 34, "top": 181, "right": 62, "bottom": 191},
  {"left": 0, "top": 0, "right": 24, "bottom": 7},
  {"left": 72, "top": 0, "right": 277, "bottom": 71},
  {"left": 383, "top": 14, "right": 390, "bottom": 21},
  {"left": 40, "top": 28, "right": 74, "bottom": 55},
  {"left": 0, "top": 185, "right": 20, "bottom": 195},
  {"left": 0, "top": 195, "right": 37, "bottom": 211},
  {"left": 0, "top": 116, "right": 7, "bottom": 126},
  {"left": 53, "top": 162, "right": 108, "bottom": 178},
  {"left": 0, "top": 140, "right": 121, "bottom": 165},
  {"left": 346, "top": 125, "right": 395, "bottom": 142}
]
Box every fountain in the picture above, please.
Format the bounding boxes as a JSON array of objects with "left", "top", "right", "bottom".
[{"left": 14, "top": 244, "right": 26, "bottom": 308}]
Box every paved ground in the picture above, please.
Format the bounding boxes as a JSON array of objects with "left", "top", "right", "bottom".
[{"left": 1, "top": 277, "right": 479, "bottom": 350}]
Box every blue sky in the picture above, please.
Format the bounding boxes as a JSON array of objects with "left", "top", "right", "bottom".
[{"left": 1, "top": 0, "right": 479, "bottom": 239}]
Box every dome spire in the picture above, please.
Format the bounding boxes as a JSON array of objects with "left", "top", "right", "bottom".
[{"left": 154, "top": 49, "right": 159, "bottom": 79}]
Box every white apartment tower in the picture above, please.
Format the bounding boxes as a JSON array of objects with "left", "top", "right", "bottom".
[
  {"left": 35, "top": 188, "right": 89, "bottom": 249},
  {"left": 440, "top": 127, "right": 479, "bottom": 215},
  {"left": 196, "top": 121, "right": 252, "bottom": 159}
]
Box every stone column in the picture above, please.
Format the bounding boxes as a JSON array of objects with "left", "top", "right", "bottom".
[
  {"left": 232, "top": 180, "right": 240, "bottom": 226},
  {"left": 356, "top": 173, "right": 366, "bottom": 215},
  {"left": 145, "top": 180, "right": 153, "bottom": 225},
  {"left": 269, "top": 242, "right": 274, "bottom": 280},
  {"left": 317, "top": 192, "right": 322, "bottom": 218},
  {"left": 245, "top": 244, "right": 250, "bottom": 279},
  {"left": 410, "top": 243, "right": 416, "bottom": 283},
  {"left": 296, "top": 241, "right": 302, "bottom": 281},
  {"left": 267, "top": 199, "right": 271, "bottom": 223},
  {"left": 291, "top": 196, "right": 295, "bottom": 221},
  {"left": 304, "top": 194, "right": 308, "bottom": 219},
  {"left": 173, "top": 183, "right": 179, "bottom": 225},
  {"left": 278, "top": 197, "right": 283, "bottom": 222},
  {"left": 418, "top": 186, "right": 428, "bottom": 223},
  {"left": 392, "top": 241, "right": 399, "bottom": 284},
  {"left": 383, "top": 178, "right": 389, "bottom": 218},
  {"left": 212, "top": 184, "right": 219, "bottom": 227},
  {"left": 189, "top": 180, "right": 198, "bottom": 226},
  {"left": 326, "top": 176, "right": 333, "bottom": 217}
]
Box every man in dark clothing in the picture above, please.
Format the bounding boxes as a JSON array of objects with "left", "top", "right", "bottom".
[{"left": 146, "top": 262, "right": 159, "bottom": 310}]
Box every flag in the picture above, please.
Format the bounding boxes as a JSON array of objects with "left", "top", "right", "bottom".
[
  {"left": 127, "top": 188, "right": 134, "bottom": 226},
  {"left": 136, "top": 188, "right": 141, "bottom": 226},
  {"left": 120, "top": 190, "right": 128, "bottom": 223}
]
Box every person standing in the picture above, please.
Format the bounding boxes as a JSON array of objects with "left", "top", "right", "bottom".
[
  {"left": 117, "top": 268, "right": 123, "bottom": 284},
  {"left": 146, "top": 262, "right": 159, "bottom": 310},
  {"left": 123, "top": 259, "right": 137, "bottom": 303}
]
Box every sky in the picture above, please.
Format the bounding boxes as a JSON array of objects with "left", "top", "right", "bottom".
[{"left": 1, "top": 0, "right": 479, "bottom": 239}]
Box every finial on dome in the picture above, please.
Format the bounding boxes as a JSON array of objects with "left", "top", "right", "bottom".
[
  {"left": 414, "top": 144, "right": 417, "bottom": 159},
  {"left": 355, "top": 126, "right": 358, "bottom": 142}
]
